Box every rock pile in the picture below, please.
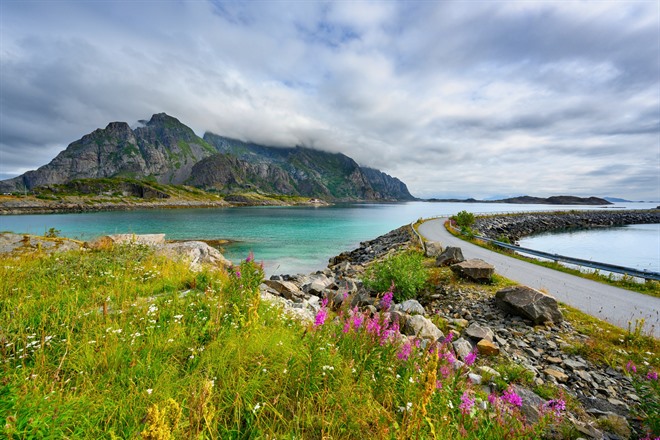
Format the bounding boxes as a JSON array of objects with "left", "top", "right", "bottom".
[{"left": 474, "top": 210, "right": 660, "bottom": 243}]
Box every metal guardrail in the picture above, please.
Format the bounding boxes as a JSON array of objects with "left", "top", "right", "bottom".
[{"left": 443, "top": 221, "right": 660, "bottom": 281}]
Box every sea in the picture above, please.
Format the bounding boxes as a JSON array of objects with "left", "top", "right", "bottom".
[{"left": 0, "top": 201, "right": 657, "bottom": 276}]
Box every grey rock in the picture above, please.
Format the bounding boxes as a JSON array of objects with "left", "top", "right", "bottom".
[
  {"left": 511, "top": 385, "right": 547, "bottom": 424},
  {"left": 425, "top": 241, "right": 444, "bottom": 257},
  {"left": 402, "top": 315, "right": 444, "bottom": 342},
  {"left": 106, "top": 233, "right": 166, "bottom": 245},
  {"left": 452, "top": 338, "right": 474, "bottom": 360},
  {"left": 155, "top": 241, "right": 231, "bottom": 271},
  {"left": 495, "top": 285, "right": 563, "bottom": 325},
  {"left": 262, "top": 280, "right": 307, "bottom": 302},
  {"left": 435, "top": 246, "right": 465, "bottom": 267},
  {"left": 465, "top": 323, "right": 494, "bottom": 342},
  {"left": 396, "top": 299, "right": 426, "bottom": 315},
  {"left": 450, "top": 259, "right": 495, "bottom": 283}
]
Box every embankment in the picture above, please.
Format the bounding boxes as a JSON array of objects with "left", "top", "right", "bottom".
[{"left": 473, "top": 209, "right": 660, "bottom": 242}]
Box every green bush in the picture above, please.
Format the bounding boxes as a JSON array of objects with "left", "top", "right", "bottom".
[
  {"left": 362, "top": 250, "right": 428, "bottom": 302},
  {"left": 452, "top": 210, "right": 475, "bottom": 228}
]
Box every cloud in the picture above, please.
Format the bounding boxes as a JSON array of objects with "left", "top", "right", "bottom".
[{"left": 1, "top": 1, "right": 658, "bottom": 200}]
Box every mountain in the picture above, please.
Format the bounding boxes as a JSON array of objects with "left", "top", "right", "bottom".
[
  {"left": 199, "top": 134, "right": 414, "bottom": 201},
  {"left": 0, "top": 113, "right": 414, "bottom": 202}
]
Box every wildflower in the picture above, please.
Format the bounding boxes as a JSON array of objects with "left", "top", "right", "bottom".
[
  {"left": 544, "top": 399, "right": 566, "bottom": 417},
  {"left": 366, "top": 317, "right": 381, "bottom": 336},
  {"left": 235, "top": 270, "right": 241, "bottom": 279},
  {"left": 459, "top": 392, "right": 475, "bottom": 415},
  {"left": 380, "top": 290, "right": 393, "bottom": 310},
  {"left": 352, "top": 309, "right": 364, "bottom": 329},
  {"left": 252, "top": 402, "right": 261, "bottom": 413},
  {"left": 314, "top": 308, "right": 328, "bottom": 328},
  {"left": 647, "top": 370, "right": 658, "bottom": 381},
  {"left": 501, "top": 387, "right": 522, "bottom": 408},
  {"left": 246, "top": 252, "right": 253, "bottom": 263},
  {"left": 397, "top": 341, "right": 412, "bottom": 361},
  {"left": 487, "top": 393, "right": 497, "bottom": 406},
  {"left": 464, "top": 349, "right": 477, "bottom": 366},
  {"left": 443, "top": 332, "right": 454, "bottom": 344},
  {"left": 146, "top": 389, "right": 153, "bottom": 395},
  {"left": 342, "top": 320, "right": 351, "bottom": 334},
  {"left": 440, "top": 365, "right": 451, "bottom": 378},
  {"left": 435, "top": 380, "right": 442, "bottom": 389},
  {"left": 626, "top": 361, "right": 637, "bottom": 373}
]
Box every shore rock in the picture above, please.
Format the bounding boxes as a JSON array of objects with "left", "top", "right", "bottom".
[
  {"left": 402, "top": 315, "right": 444, "bottom": 342},
  {"left": 495, "top": 285, "right": 563, "bottom": 325},
  {"left": 435, "top": 246, "right": 465, "bottom": 267},
  {"left": 425, "top": 241, "right": 444, "bottom": 257},
  {"left": 450, "top": 259, "right": 494, "bottom": 283}
]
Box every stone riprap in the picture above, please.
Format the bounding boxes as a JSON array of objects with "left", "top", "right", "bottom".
[{"left": 473, "top": 209, "right": 660, "bottom": 243}]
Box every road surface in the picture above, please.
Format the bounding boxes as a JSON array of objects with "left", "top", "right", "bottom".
[{"left": 418, "top": 218, "right": 660, "bottom": 338}]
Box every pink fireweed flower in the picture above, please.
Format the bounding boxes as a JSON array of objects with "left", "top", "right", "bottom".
[
  {"left": 342, "top": 320, "right": 351, "bottom": 334},
  {"left": 245, "top": 252, "right": 253, "bottom": 263},
  {"left": 443, "top": 332, "right": 454, "bottom": 345},
  {"left": 235, "top": 270, "right": 241, "bottom": 279},
  {"left": 440, "top": 365, "right": 451, "bottom": 379},
  {"left": 647, "top": 370, "right": 658, "bottom": 381},
  {"left": 626, "top": 361, "right": 637, "bottom": 373},
  {"left": 321, "top": 297, "right": 329, "bottom": 308},
  {"left": 501, "top": 387, "right": 522, "bottom": 408},
  {"left": 366, "top": 316, "right": 381, "bottom": 336},
  {"left": 464, "top": 349, "right": 477, "bottom": 366},
  {"left": 436, "top": 380, "right": 442, "bottom": 389},
  {"left": 459, "top": 392, "right": 475, "bottom": 415},
  {"left": 397, "top": 341, "right": 413, "bottom": 361},
  {"left": 544, "top": 399, "right": 566, "bottom": 417},
  {"left": 487, "top": 393, "right": 498, "bottom": 406},
  {"left": 380, "top": 290, "right": 394, "bottom": 310},
  {"left": 314, "top": 306, "right": 328, "bottom": 328}
]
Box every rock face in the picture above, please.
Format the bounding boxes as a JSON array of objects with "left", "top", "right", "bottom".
[
  {"left": 201, "top": 133, "right": 415, "bottom": 202},
  {"left": 495, "top": 285, "right": 563, "bottom": 324},
  {"left": 450, "top": 259, "right": 494, "bottom": 283},
  {"left": 424, "top": 241, "right": 443, "bottom": 258},
  {"left": 0, "top": 114, "right": 415, "bottom": 202}
]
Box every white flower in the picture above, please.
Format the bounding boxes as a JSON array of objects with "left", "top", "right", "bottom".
[
  {"left": 146, "top": 389, "right": 153, "bottom": 395},
  {"left": 252, "top": 403, "right": 262, "bottom": 413}
]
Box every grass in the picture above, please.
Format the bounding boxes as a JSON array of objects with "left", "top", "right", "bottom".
[
  {"left": 2, "top": 243, "right": 577, "bottom": 439},
  {"left": 441, "top": 219, "right": 660, "bottom": 298}
]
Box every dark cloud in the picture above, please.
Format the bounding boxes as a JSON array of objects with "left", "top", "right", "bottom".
[{"left": 1, "top": 1, "right": 658, "bottom": 200}]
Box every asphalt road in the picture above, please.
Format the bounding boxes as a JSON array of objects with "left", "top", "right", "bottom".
[{"left": 418, "top": 218, "right": 660, "bottom": 338}]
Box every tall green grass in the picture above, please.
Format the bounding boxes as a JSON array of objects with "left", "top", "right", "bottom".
[{"left": 2, "top": 245, "right": 571, "bottom": 438}]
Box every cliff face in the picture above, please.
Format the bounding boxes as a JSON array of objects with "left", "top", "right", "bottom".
[
  {"left": 201, "top": 133, "right": 415, "bottom": 201},
  {"left": 1, "top": 114, "right": 415, "bottom": 202}
]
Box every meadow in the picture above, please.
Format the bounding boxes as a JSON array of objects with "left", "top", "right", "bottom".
[{"left": 0, "top": 242, "right": 657, "bottom": 439}]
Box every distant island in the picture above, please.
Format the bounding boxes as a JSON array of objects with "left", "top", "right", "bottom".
[{"left": 426, "top": 195, "right": 612, "bottom": 205}]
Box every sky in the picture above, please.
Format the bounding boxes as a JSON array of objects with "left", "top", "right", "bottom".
[{"left": 1, "top": 1, "right": 658, "bottom": 200}]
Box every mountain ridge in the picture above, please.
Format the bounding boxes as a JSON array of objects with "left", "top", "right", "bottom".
[{"left": 0, "top": 113, "right": 414, "bottom": 202}]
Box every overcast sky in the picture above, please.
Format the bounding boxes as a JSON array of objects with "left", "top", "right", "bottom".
[{"left": 1, "top": 1, "right": 658, "bottom": 200}]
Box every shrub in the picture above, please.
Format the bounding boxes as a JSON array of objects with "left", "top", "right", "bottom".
[
  {"left": 362, "top": 250, "right": 428, "bottom": 302},
  {"left": 452, "top": 210, "right": 475, "bottom": 228}
]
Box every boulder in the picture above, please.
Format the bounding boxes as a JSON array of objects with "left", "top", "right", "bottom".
[
  {"left": 450, "top": 259, "right": 494, "bottom": 283},
  {"left": 511, "top": 385, "right": 547, "bottom": 424},
  {"left": 302, "top": 274, "right": 333, "bottom": 296},
  {"left": 155, "top": 241, "right": 231, "bottom": 270},
  {"left": 435, "top": 246, "right": 464, "bottom": 267},
  {"left": 105, "top": 233, "right": 166, "bottom": 245},
  {"left": 476, "top": 339, "right": 500, "bottom": 356},
  {"left": 495, "top": 286, "right": 563, "bottom": 325},
  {"left": 395, "top": 299, "right": 426, "bottom": 315},
  {"left": 452, "top": 338, "right": 474, "bottom": 360},
  {"left": 465, "top": 323, "right": 494, "bottom": 342},
  {"left": 402, "top": 315, "right": 444, "bottom": 342},
  {"left": 262, "top": 280, "right": 307, "bottom": 302},
  {"left": 425, "top": 241, "right": 444, "bottom": 257}
]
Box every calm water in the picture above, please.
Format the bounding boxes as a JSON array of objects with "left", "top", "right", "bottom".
[
  {"left": 518, "top": 223, "right": 660, "bottom": 273},
  {"left": 0, "top": 202, "right": 656, "bottom": 275}
]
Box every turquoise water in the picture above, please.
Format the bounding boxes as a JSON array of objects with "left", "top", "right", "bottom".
[
  {"left": 518, "top": 223, "right": 660, "bottom": 273},
  {"left": 0, "top": 202, "right": 656, "bottom": 275}
]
